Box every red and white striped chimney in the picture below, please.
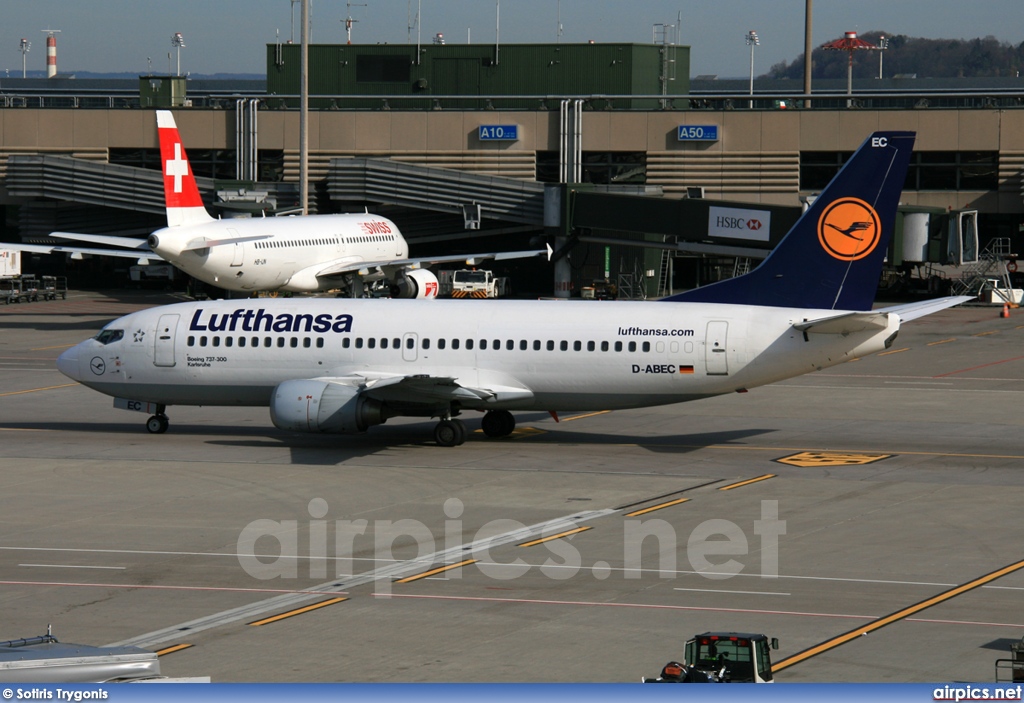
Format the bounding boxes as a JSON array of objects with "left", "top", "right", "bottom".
[{"left": 42, "top": 29, "right": 61, "bottom": 78}]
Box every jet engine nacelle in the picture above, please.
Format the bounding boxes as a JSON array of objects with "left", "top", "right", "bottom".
[
  {"left": 270, "top": 379, "right": 386, "bottom": 434},
  {"left": 393, "top": 269, "right": 439, "bottom": 299}
]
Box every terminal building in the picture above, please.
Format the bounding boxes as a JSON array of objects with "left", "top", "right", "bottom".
[{"left": 1, "top": 41, "right": 1022, "bottom": 297}]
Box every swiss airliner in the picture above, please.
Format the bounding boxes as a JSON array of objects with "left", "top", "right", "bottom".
[
  {"left": 17, "top": 110, "right": 547, "bottom": 298},
  {"left": 56, "top": 132, "right": 969, "bottom": 446}
]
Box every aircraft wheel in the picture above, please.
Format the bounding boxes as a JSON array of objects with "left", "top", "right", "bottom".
[
  {"left": 434, "top": 419, "right": 466, "bottom": 447},
  {"left": 481, "top": 410, "right": 516, "bottom": 438},
  {"left": 146, "top": 415, "right": 169, "bottom": 434}
]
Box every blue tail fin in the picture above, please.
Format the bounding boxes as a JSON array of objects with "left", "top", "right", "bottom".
[{"left": 663, "top": 132, "right": 915, "bottom": 311}]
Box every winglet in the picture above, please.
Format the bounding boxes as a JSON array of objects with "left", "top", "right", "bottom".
[
  {"left": 156, "top": 110, "right": 214, "bottom": 228},
  {"left": 663, "top": 132, "right": 916, "bottom": 311}
]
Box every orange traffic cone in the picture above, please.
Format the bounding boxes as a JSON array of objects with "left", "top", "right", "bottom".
[{"left": 1001, "top": 303, "right": 1010, "bottom": 318}]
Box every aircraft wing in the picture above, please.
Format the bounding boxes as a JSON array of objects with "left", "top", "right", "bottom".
[
  {"left": 322, "top": 373, "right": 534, "bottom": 406},
  {"left": 9, "top": 242, "right": 163, "bottom": 263},
  {"left": 182, "top": 234, "right": 272, "bottom": 251},
  {"left": 312, "top": 246, "right": 552, "bottom": 280},
  {"left": 874, "top": 296, "right": 973, "bottom": 322}
]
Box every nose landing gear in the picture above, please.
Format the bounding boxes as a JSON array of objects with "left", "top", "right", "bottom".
[{"left": 145, "top": 405, "right": 169, "bottom": 434}]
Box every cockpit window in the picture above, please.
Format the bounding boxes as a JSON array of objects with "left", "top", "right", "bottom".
[{"left": 94, "top": 329, "right": 124, "bottom": 345}]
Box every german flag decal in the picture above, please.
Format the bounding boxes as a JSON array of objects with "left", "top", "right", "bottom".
[{"left": 679, "top": 365, "right": 694, "bottom": 374}]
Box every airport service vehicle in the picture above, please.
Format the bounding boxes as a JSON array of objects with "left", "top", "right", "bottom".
[
  {"left": 0, "top": 249, "right": 21, "bottom": 278},
  {"left": 0, "top": 629, "right": 160, "bottom": 684},
  {"left": 450, "top": 269, "right": 510, "bottom": 298},
  {"left": 56, "top": 131, "right": 970, "bottom": 445},
  {"left": 38, "top": 275, "right": 68, "bottom": 300},
  {"left": 643, "top": 632, "right": 779, "bottom": 684},
  {"left": 0, "top": 278, "right": 27, "bottom": 304},
  {"left": 13, "top": 111, "right": 546, "bottom": 297}
]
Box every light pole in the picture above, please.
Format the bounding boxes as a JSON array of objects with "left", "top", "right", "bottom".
[
  {"left": 19, "top": 38, "right": 30, "bottom": 78},
  {"left": 821, "top": 31, "right": 877, "bottom": 106},
  {"left": 878, "top": 35, "right": 889, "bottom": 79},
  {"left": 171, "top": 32, "right": 185, "bottom": 76},
  {"left": 746, "top": 30, "right": 759, "bottom": 109}
]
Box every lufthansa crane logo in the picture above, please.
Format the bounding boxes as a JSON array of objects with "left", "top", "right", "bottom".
[{"left": 817, "top": 197, "right": 881, "bottom": 261}]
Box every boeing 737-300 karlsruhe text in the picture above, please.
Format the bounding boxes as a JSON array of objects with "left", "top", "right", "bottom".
[
  {"left": 14, "top": 110, "right": 547, "bottom": 297},
  {"left": 56, "top": 132, "right": 970, "bottom": 445}
]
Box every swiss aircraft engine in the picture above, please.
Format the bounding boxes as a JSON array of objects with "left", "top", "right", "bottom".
[
  {"left": 270, "top": 379, "right": 386, "bottom": 434},
  {"left": 392, "top": 269, "right": 439, "bottom": 299}
]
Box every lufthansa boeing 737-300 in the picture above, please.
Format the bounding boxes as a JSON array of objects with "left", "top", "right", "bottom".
[
  {"left": 15, "top": 110, "right": 547, "bottom": 298},
  {"left": 56, "top": 131, "right": 970, "bottom": 446}
]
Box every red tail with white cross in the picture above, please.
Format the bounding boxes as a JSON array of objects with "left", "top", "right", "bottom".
[{"left": 156, "top": 111, "right": 214, "bottom": 228}]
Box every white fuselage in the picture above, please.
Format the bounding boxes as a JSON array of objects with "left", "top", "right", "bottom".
[
  {"left": 150, "top": 214, "right": 406, "bottom": 292},
  {"left": 58, "top": 298, "right": 900, "bottom": 413}
]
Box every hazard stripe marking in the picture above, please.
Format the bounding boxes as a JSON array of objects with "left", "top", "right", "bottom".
[
  {"left": 394, "top": 559, "right": 477, "bottom": 584},
  {"left": 155, "top": 643, "right": 193, "bottom": 656},
  {"left": 719, "top": 474, "right": 776, "bottom": 491},
  {"left": 247, "top": 596, "right": 348, "bottom": 626},
  {"left": 625, "top": 498, "right": 690, "bottom": 517},
  {"left": 518, "top": 527, "right": 592, "bottom": 548},
  {"left": 773, "top": 558, "right": 1024, "bottom": 672}
]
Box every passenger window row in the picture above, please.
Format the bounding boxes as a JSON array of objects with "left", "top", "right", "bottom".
[
  {"left": 184, "top": 335, "right": 659, "bottom": 353},
  {"left": 187, "top": 335, "right": 325, "bottom": 349},
  {"left": 255, "top": 237, "right": 339, "bottom": 250},
  {"left": 341, "top": 337, "right": 653, "bottom": 353}
]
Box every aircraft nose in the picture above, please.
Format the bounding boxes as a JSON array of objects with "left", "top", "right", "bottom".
[{"left": 56, "top": 345, "right": 80, "bottom": 381}]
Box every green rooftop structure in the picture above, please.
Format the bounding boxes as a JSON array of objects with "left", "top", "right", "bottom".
[{"left": 266, "top": 42, "right": 689, "bottom": 109}]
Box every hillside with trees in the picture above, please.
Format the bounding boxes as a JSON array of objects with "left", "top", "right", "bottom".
[{"left": 764, "top": 32, "right": 1024, "bottom": 79}]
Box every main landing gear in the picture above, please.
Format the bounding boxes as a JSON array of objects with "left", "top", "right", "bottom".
[
  {"left": 433, "top": 418, "right": 467, "bottom": 447},
  {"left": 145, "top": 405, "right": 169, "bottom": 434},
  {"left": 480, "top": 410, "right": 516, "bottom": 438},
  {"left": 433, "top": 410, "right": 516, "bottom": 446}
]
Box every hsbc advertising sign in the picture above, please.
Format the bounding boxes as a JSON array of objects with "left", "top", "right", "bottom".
[{"left": 708, "top": 206, "right": 771, "bottom": 242}]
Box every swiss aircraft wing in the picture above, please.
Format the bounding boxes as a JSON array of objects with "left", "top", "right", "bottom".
[
  {"left": 9, "top": 242, "right": 162, "bottom": 263},
  {"left": 322, "top": 373, "right": 534, "bottom": 405},
  {"left": 312, "top": 246, "right": 552, "bottom": 280},
  {"left": 182, "top": 234, "right": 272, "bottom": 251},
  {"left": 875, "top": 296, "right": 973, "bottom": 322}
]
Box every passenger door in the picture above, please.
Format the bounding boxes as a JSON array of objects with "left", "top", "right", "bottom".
[{"left": 154, "top": 314, "right": 179, "bottom": 367}]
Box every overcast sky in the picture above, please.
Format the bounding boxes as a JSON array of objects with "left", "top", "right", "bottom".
[{"left": 2, "top": 0, "right": 1021, "bottom": 78}]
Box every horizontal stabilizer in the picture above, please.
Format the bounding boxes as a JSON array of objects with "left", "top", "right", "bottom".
[
  {"left": 875, "top": 296, "right": 973, "bottom": 322},
  {"left": 10, "top": 243, "right": 162, "bottom": 262},
  {"left": 50, "top": 232, "right": 151, "bottom": 251},
  {"left": 793, "top": 311, "right": 892, "bottom": 335}
]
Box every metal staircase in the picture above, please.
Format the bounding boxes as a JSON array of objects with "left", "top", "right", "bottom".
[{"left": 950, "top": 238, "right": 1015, "bottom": 302}]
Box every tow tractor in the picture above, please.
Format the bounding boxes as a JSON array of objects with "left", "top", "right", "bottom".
[{"left": 643, "top": 632, "right": 779, "bottom": 683}]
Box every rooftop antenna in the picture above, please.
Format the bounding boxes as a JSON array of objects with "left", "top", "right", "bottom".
[
  {"left": 344, "top": 1, "right": 367, "bottom": 44},
  {"left": 556, "top": 0, "right": 563, "bottom": 43},
  {"left": 290, "top": 0, "right": 298, "bottom": 43}
]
